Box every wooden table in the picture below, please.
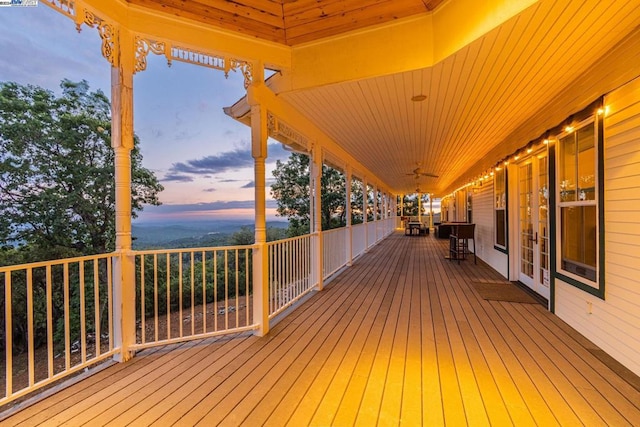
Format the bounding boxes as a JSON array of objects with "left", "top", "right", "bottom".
[{"left": 406, "top": 222, "right": 422, "bottom": 236}]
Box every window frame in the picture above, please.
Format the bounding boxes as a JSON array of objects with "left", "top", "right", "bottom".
[
  {"left": 554, "top": 114, "right": 604, "bottom": 296},
  {"left": 494, "top": 168, "right": 508, "bottom": 252}
]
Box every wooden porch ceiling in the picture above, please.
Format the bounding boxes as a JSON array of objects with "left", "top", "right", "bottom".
[
  {"left": 6, "top": 234, "right": 640, "bottom": 425},
  {"left": 219, "top": 0, "right": 640, "bottom": 195},
  {"left": 125, "top": 0, "right": 445, "bottom": 46}
]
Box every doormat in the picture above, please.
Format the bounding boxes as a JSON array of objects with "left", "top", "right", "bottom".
[{"left": 471, "top": 281, "right": 539, "bottom": 304}]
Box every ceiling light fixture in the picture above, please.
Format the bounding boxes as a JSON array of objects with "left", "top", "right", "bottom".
[{"left": 411, "top": 94, "right": 427, "bottom": 102}]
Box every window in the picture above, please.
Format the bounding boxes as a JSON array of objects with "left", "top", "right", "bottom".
[
  {"left": 557, "top": 118, "right": 598, "bottom": 285},
  {"left": 494, "top": 168, "right": 507, "bottom": 249}
]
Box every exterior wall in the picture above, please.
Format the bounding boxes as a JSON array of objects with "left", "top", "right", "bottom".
[
  {"left": 473, "top": 178, "right": 508, "bottom": 277},
  {"left": 555, "top": 76, "right": 640, "bottom": 377}
]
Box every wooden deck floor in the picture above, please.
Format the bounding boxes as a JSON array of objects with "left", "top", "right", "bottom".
[{"left": 4, "top": 233, "right": 640, "bottom": 426}]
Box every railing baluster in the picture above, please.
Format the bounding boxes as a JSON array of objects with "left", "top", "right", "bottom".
[
  {"left": 5, "top": 272, "right": 12, "bottom": 398},
  {"left": 235, "top": 249, "right": 239, "bottom": 328},
  {"left": 190, "top": 252, "right": 195, "bottom": 336},
  {"left": 179, "top": 254, "right": 183, "bottom": 338},
  {"left": 140, "top": 255, "right": 145, "bottom": 345},
  {"left": 63, "top": 263, "right": 70, "bottom": 371},
  {"left": 202, "top": 251, "right": 206, "bottom": 334},
  {"left": 245, "top": 248, "right": 250, "bottom": 326},
  {"left": 108, "top": 258, "right": 113, "bottom": 350},
  {"left": 46, "top": 265, "right": 53, "bottom": 376},
  {"left": 224, "top": 250, "right": 229, "bottom": 331},
  {"left": 79, "top": 262, "right": 86, "bottom": 364},
  {"left": 154, "top": 254, "right": 158, "bottom": 342},
  {"left": 93, "top": 259, "right": 100, "bottom": 358},
  {"left": 27, "top": 268, "right": 35, "bottom": 386},
  {"left": 214, "top": 250, "right": 218, "bottom": 332},
  {"left": 166, "top": 253, "right": 171, "bottom": 340}
]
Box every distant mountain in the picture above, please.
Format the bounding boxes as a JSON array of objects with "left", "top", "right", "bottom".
[{"left": 131, "top": 219, "right": 288, "bottom": 249}]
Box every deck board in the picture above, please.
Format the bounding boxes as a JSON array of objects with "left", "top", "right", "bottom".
[{"left": 3, "top": 232, "right": 640, "bottom": 426}]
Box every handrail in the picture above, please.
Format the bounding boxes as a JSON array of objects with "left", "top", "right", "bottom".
[{"left": 0, "top": 252, "right": 118, "bottom": 273}]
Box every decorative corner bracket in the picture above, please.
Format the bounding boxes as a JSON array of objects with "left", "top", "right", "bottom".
[{"left": 267, "top": 112, "right": 309, "bottom": 153}]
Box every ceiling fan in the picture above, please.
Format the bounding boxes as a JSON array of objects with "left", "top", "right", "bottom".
[{"left": 406, "top": 167, "right": 438, "bottom": 179}]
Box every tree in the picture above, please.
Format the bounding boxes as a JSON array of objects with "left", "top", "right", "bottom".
[
  {"left": 271, "top": 153, "right": 362, "bottom": 236},
  {"left": 0, "top": 80, "right": 163, "bottom": 258}
]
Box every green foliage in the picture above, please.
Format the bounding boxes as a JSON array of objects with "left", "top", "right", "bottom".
[
  {"left": 228, "top": 225, "right": 288, "bottom": 245},
  {"left": 271, "top": 153, "right": 363, "bottom": 236},
  {"left": 0, "top": 79, "right": 163, "bottom": 256},
  {"left": 0, "top": 79, "right": 162, "bottom": 354},
  {"left": 0, "top": 245, "right": 110, "bottom": 353},
  {"left": 135, "top": 249, "right": 252, "bottom": 320}
]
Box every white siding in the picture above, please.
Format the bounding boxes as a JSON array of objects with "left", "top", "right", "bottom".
[
  {"left": 555, "top": 76, "right": 640, "bottom": 377},
  {"left": 472, "top": 178, "right": 508, "bottom": 277}
]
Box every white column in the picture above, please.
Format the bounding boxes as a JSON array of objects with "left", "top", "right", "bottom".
[
  {"left": 311, "top": 146, "right": 323, "bottom": 290},
  {"left": 248, "top": 74, "right": 269, "bottom": 336},
  {"left": 363, "top": 179, "right": 368, "bottom": 251},
  {"left": 418, "top": 192, "right": 422, "bottom": 223},
  {"left": 430, "top": 194, "right": 434, "bottom": 229},
  {"left": 111, "top": 30, "right": 135, "bottom": 363},
  {"left": 346, "top": 167, "right": 353, "bottom": 266},
  {"left": 373, "top": 185, "right": 378, "bottom": 243}
]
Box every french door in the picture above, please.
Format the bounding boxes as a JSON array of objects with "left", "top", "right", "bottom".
[{"left": 517, "top": 151, "right": 550, "bottom": 300}]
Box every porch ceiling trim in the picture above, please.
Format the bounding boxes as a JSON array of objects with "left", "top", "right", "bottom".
[{"left": 75, "top": 0, "right": 292, "bottom": 70}]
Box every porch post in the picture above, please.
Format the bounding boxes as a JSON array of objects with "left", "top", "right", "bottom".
[
  {"left": 430, "top": 195, "right": 434, "bottom": 229},
  {"left": 346, "top": 166, "right": 353, "bottom": 266},
  {"left": 311, "top": 146, "right": 324, "bottom": 290},
  {"left": 418, "top": 192, "right": 422, "bottom": 223},
  {"left": 363, "top": 178, "right": 368, "bottom": 251},
  {"left": 381, "top": 191, "right": 387, "bottom": 235},
  {"left": 248, "top": 71, "right": 269, "bottom": 336},
  {"left": 111, "top": 30, "right": 135, "bottom": 363},
  {"left": 373, "top": 185, "right": 378, "bottom": 242}
]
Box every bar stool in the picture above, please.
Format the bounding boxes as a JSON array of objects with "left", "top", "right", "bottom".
[{"left": 449, "top": 223, "right": 476, "bottom": 264}]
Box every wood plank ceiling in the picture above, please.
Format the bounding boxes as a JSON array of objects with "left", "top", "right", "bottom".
[
  {"left": 279, "top": 0, "right": 640, "bottom": 193},
  {"left": 126, "top": 0, "right": 445, "bottom": 46}
]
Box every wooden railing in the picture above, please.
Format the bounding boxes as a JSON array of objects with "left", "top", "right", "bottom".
[
  {"left": 322, "top": 227, "right": 349, "bottom": 279},
  {"left": 131, "top": 246, "right": 257, "bottom": 350},
  {"left": 352, "top": 223, "right": 367, "bottom": 259},
  {"left": 0, "top": 215, "right": 397, "bottom": 404},
  {"left": 266, "top": 234, "right": 315, "bottom": 319},
  {"left": 0, "top": 253, "right": 118, "bottom": 405}
]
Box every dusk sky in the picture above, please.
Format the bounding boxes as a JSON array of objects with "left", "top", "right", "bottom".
[{"left": 0, "top": 4, "right": 287, "bottom": 222}]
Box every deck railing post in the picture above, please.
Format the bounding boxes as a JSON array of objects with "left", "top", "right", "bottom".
[
  {"left": 346, "top": 167, "right": 353, "bottom": 266},
  {"left": 248, "top": 77, "right": 270, "bottom": 336},
  {"left": 363, "top": 179, "right": 369, "bottom": 252},
  {"left": 373, "top": 185, "right": 378, "bottom": 243},
  {"left": 311, "top": 146, "right": 324, "bottom": 290},
  {"left": 111, "top": 30, "right": 136, "bottom": 362}
]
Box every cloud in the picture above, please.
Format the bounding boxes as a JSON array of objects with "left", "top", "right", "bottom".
[
  {"left": 241, "top": 179, "right": 276, "bottom": 188},
  {"left": 168, "top": 143, "right": 290, "bottom": 176},
  {"left": 203, "top": 188, "right": 217, "bottom": 192},
  {"left": 161, "top": 173, "right": 194, "bottom": 182},
  {"left": 143, "top": 200, "right": 278, "bottom": 214},
  {"left": 0, "top": 9, "right": 109, "bottom": 94}
]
